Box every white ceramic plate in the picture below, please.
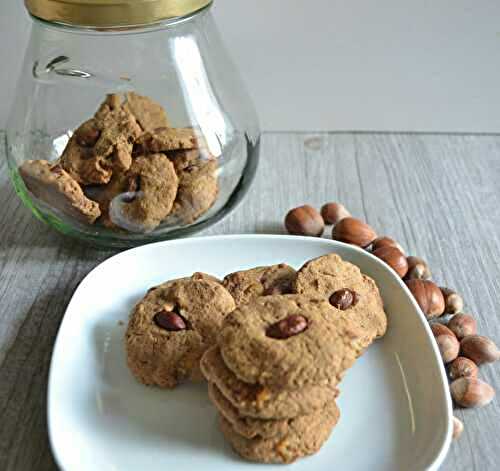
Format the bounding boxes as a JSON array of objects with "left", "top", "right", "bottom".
[{"left": 48, "top": 235, "right": 452, "bottom": 471}]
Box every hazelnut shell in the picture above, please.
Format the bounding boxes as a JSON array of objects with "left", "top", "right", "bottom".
[{"left": 332, "top": 217, "right": 377, "bottom": 248}]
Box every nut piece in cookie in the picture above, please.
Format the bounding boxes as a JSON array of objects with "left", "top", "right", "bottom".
[
  {"left": 19, "top": 160, "right": 101, "bottom": 224},
  {"left": 219, "top": 295, "right": 365, "bottom": 389},
  {"left": 201, "top": 346, "right": 339, "bottom": 420},
  {"left": 60, "top": 94, "right": 142, "bottom": 185},
  {"left": 218, "top": 401, "right": 340, "bottom": 464},
  {"left": 125, "top": 274, "right": 236, "bottom": 388},
  {"left": 223, "top": 264, "right": 297, "bottom": 306},
  {"left": 123, "top": 92, "right": 170, "bottom": 131},
  {"left": 94, "top": 153, "right": 178, "bottom": 232},
  {"left": 293, "top": 253, "right": 387, "bottom": 342}
]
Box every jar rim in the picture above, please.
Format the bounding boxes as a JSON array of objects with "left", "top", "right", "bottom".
[{"left": 25, "top": 0, "right": 213, "bottom": 29}]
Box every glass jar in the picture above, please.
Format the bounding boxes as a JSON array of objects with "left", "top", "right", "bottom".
[{"left": 7, "top": 0, "right": 259, "bottom": 248}]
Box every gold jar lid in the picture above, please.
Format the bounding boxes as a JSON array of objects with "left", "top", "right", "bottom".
[{"left": 25, "top": 0, "right": 213, "bottom": 28}]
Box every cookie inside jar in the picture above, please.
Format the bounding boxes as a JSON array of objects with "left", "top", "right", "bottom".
[{"left": 19, "top": 93, "right": 219, "bottom": 234}]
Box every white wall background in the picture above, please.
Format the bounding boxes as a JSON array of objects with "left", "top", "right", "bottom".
[{"left": 1, "top": 0, "right": 500, "bottom": 132}]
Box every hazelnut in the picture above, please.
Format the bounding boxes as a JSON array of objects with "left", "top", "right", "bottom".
[
  {"left": 285, "top": 205, "right": 324, "bottom": 237},
  {"left": 329, "top": 289, "right": 359, "bottom": 310},
  {"left": 430, "top": 323, "right": 455, "bottom": 337},
  {"left": 332, "top": 217, "right": 377, "bottom": 248},
  {"left": 430, "top": 324, "right": 459, "bottom": 363},
  {"left": 440, "top": 287, "right": 464, "bottom": 315},
  {"left": 320, "top": 202, "right": 351, "bottom": 225},
  {"left": 452, "top": 416, "right": 464, "bottom": 440},
  {"left": 405, "top": 256, "right": 431, "bottom": 280},
  {"left": 372, "top": 246, "right": 408, "bottom": 278},
  {"left": 449, "top": 357, "right": 479, "bottom": 380},
  {"left": 460, "top": 335, "right": 500, "bottom": 365},
  {"left": 266, "top": 315, "right": 308, "bottom": 339},
  {"left": 75, "top": 120, "right": 100, "bottom": 147},
  {"left": 448, "top": 314, "right": 477, "bottom": 340},
  {"left": 154, "top": 310, "right": 187, "bottom": 331},
  {"left": 405, "top": 279, "right": 445, "bottom": 318},
  {"left": 371, "top": 236, "right": 405, "bottom": 254},
  {"left": 450, "top": 377, "right": 495, "bottom": 408}
]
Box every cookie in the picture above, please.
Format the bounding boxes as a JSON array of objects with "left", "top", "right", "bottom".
[
  {"left": 60, "top": 95, "right": 142, "bottom": 185},
  {"left": 208, "top": 382, "right": 300, "bottom": 439},
  {"left": 94, "top": 153, "right": 178, "bottom": 232},
  {"left": 170, "top": 159, "right": 218, "bottom": 224},
  {"left": 125, "top": 274, "right": 236, "bottom": 388},
  {"left": 135, "top": 127, "right": 199, "bottom": 153},
  {"left": 219, "top": 401, "right": 340, "bottom": 464},
  {"left": 19, "top": 160, "right": 101, "bottom": 224},
  {"left": 223, "top": 264, "right": 296, "bottom": 306},
  {"left": 123, "top": 92, "right": 170, "bottom": 131},
  {"left": 293, "top": 254, "right": 387, "bottom": 342},
  {"left": 200, "top": 347, "right": 338, "bottom": 419},
  {"left": 219, "top": 295, "right": 365, "bottom": 389}
]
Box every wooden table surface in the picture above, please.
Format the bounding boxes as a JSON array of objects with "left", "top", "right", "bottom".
[{"left": 1, "top": 131, "right": 499, "bottom": 470}]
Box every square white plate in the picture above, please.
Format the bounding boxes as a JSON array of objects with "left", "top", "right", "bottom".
[{"left": 48, "top": 235, "right": 452, "bottom": 471}]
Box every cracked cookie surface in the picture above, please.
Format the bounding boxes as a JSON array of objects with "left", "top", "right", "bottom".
[
  {"left": 293, "top": 253, "right": 387, "bottom": 343},
  {"left": 223, "top": 264, "right": 297, "bottom": 306},
  {"left": 201, "top": 346, "right": 338, "bottom": 419},
  {"left": 60, "top": 94, "right": 142, "bottom": 185},
  {"left": 125, "top": 274, "right": 235, "bottom": 388},
  {"left": 94, "top": 153, "right": 178, "bottom": 232},
  {"left": 219, "top": 294, "right": 365, "bottom": 389},
  {"left": 19, "top": 160, "right": 101, "bottom": 224},
  {"left": 219, "top": 401, "right": 340, "bottom": 464}
]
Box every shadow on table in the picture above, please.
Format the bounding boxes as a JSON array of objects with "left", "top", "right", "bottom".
[{"left": 0, "top": 290, "right": 65, "bottom": 471}]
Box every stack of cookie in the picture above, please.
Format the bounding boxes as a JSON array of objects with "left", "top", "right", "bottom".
[
  {"left": 124, "top": 254, "right": 387, "bottom": 464},
  {"left": 19, "top": 92, "right": 218, "bottom": 232},
  {"left": 201, "top": 255, "right": 387, "bottom": 464}
]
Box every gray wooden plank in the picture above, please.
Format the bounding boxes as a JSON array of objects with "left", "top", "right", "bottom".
[{"left": 1, "top": 131, "right": 500, "bottom": 470}]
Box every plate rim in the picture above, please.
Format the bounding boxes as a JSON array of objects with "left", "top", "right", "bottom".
[{"left": 47, "top": 234, "right": 453, "bottom": 470}]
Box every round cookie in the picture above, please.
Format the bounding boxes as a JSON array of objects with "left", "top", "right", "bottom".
[
  {"left": 208, "top": 382, "right": 295, "bottom": 439},
  {"left": 293, "top": 253, "right": 387, "bottom": 342},
  {"left": 126, "top": 274, "right": 235, "bottom": 388},
  {"left": 201, "top": 347, "right": 338, "bottom": 420},
  {"left": 223, "top": 264, "right": 297, "bottom": 306},
  {"left": 219, "top": 402, "right": 340, "bottom": 464},
  {"left": 95, "top": 153, "right": 179, "bottom": 232},
  {"left": 170, "top": 159, "right": 219, "bottom": 224},
  {"left": 219, "top": 295, "right": 365, "bottom": 389}
]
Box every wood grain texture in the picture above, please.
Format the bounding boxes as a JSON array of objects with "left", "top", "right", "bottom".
[{"left": 1, "top": 131, "right": 499, "bottom": 470}]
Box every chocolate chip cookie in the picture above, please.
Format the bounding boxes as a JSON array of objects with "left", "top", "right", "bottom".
[
  {"left": 126, "top": 274, "right": 235, "bottom": 388},
  {"left": 94, "top": 153, "right": 178, "bottom": 232},
  {"left": 293, "top": 254, "right": 387, "bottom": 343},
  {"left": 19, "top": 160, "right": 101, "bottom": 224},
  {"left": 219, "top": 401, "right": 340, "bottom": 464},
  {"left": 201, "top": 347, "right": 338, "bottom": 419},
  {"left": 223, "top": 264, "right": 296, "bottom": 306},
  {"left": 219, "top": 295, "right": 365, "bottom": 389}
]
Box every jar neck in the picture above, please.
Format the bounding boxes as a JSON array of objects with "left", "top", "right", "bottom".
[{"left": 30, "top": 2, "right": 212, "bottom": 35}]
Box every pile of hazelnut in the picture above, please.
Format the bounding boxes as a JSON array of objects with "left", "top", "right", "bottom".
[{"left": 284, "top": 203, "right": 499, "bottom": 441}]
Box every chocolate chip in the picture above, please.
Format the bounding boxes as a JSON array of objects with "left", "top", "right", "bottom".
[
  {"left": 329, "top": 289, "right": 359, "bottom": 310},
  {"left": 154, "top": 310, "right": 187, "bottom": 331},
  {"left": 266, "top": 314, "right": 308, "bottom": 339}
]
